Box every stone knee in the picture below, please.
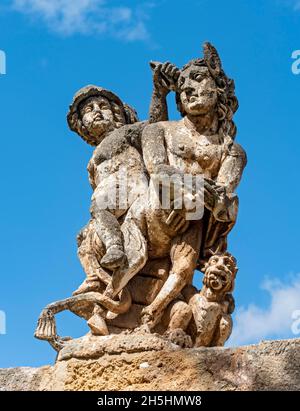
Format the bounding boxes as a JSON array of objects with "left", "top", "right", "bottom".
[
  {"left": 77, "top": 228, "right": 102, "bottom": 282},
  {"left": 212, "top": 314, "right": 233, "bottom": 346},
  {"left": 167, "top": 300, "right": 193, "bottom": 331}
]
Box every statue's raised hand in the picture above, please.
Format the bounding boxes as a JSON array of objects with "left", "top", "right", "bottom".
[{"left": 150, "top": 61, "right": 180, "bottom": 94}]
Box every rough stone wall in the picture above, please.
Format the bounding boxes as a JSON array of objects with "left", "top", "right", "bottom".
[{"left": 1, "top": 338, "right": 300, "bottom": 391}]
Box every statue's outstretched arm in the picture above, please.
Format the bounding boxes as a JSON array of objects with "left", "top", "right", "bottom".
[{"left": 149, "top": 62, "right": 180, "bottom": 123}]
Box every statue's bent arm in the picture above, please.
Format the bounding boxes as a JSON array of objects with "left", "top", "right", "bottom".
[
  {"left": 211, "top": 143, "right": 247, "bottom": 222},
  {"left": 149, "top": 87, "right": 169, "bottom": 123},
  {"left": 217, "top": 143, "right": 247, "bottom": 194},
  {"left": 149, "top": 61, "right": 180, "bottom": 124}
]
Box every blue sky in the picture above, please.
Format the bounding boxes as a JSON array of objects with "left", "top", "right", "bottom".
[{"left": 0, "top": 0, "right": 300, "bottom": 367}]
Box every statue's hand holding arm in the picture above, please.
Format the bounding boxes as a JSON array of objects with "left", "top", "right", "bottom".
[
  {"left": 149, "top": 61, "right": 180, "bottom": 123},
  {"left": 217, "top": 143, "right": 247, "bottom": 193},
  {"left": 211, "top": 143, "right": 247, "bottom": 222}
]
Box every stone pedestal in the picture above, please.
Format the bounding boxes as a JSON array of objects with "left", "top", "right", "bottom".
[{"left": 1, "top": 338, "right": 300, "bottom": 391}]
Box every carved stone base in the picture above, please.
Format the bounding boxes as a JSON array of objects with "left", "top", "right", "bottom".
[
  {"left": 56, "top": 331, "right": 181, "bottom": 362},
  {"left": 1, "top": 338, "right": 300, "bottom": 391}
]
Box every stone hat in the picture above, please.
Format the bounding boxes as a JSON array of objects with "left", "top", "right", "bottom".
[{"left": 67, "top": 85, "right": 138, "bottom": 135}]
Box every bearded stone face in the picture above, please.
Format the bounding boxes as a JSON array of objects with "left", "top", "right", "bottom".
[
  {"left": 204, "top": 254, "right": 236, "bottom": 293},
  {"left": 79, "top": 96, "right": 122, "bottom": 144},
  {"left": 178, "top": 65, "right": 218, "bottom": 116}
]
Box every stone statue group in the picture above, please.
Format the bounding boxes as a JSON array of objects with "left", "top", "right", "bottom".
[{"left": 35, "top": 43, "right": 247, "bottom": 352}]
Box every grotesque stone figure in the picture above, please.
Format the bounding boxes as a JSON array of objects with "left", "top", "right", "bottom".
[
  {"left": 150, "top": 252, "right": 237, "bottom": 348},
  {"left": 184, "top": 253, "right": 237, "bottom": 347},
  {"left": 35, "top": 43, "right": 246, "bottom": 356}
]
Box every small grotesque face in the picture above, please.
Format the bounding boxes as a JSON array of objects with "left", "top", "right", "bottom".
[
  {"left": 178, "top": 64, "right": 218, "bottom": 116},
  {"left": 203, "top": 254, "right": 236, "bottom": 293},
  {"left": 79, "top": 96, "right": 120, "bottom": 143}
]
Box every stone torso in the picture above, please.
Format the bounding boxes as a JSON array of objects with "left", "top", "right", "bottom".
[
  {"left": 163, "top": 120, "right": 225, "bottom": 179},
  {"left": 87, "top": 124, "right": 149, "bottom": 215},
  {"left": 92, "top": 123, "right": 147, "bottom": 185}
]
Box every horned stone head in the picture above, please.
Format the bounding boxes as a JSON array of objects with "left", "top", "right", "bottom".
[{"left": 176, "top": 43, "right": 239, "bottom": 139}]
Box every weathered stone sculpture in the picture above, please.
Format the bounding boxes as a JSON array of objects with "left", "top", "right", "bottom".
[
  {"left": 184, "top": 253, "right": 237, "bottom": 347},
  {"left": 35, "top": 43, "right": 246, "bottom": 357}
]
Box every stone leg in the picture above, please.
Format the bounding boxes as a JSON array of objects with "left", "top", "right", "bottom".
[
  {"left": 159, "top": 300, "right": 193, "bottom": 348},
  {"left": 167, "top": 300, "right": 193, "bottom": 331},
  {"left": 90, "top": 203, "right": 127, "bottom": 270},
  {"left": 74, "top": 220, "right": 111, "bottom": 296},
  {"left": 106, "top": 218, "right": 148, "bottom": 298},
  {"left": 142, "top": 220, "right": 203, "bottom": 328},
  {"left": 211, "top": 313, "right": 233, "bottom": 347}
]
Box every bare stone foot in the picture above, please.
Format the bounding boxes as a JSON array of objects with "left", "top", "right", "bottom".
[
  {"left": 100, "top": 246, "right": 127, "bottom": 270},
  {"left": 87, "top": 313, "right": 109, "bottom": 336},
  {"left": 106, "top": 310, "right": 118, "bottom": 320},
  {"left": 73, "top": 279, "right": 101, "bottom": 296}
]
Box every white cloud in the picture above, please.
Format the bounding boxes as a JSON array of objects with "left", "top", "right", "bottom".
[
  {"left": 229, "top": 274, "right": 300, "bottom": 346},
  {"left": 11, "top": 0, "right": 153, "bottom": 41}
]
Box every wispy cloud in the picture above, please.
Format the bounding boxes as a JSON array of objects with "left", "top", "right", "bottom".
[
  {"left": 229, "top": 274, "right": 300, "bottom": 346},
  {"left": 292, "top": 1, "right": 300, "bottom": 10},
  {"left": 11, "top": 0, "right": 155, "bottom": 41},
  {"left": 282, "top": 0, "right": 300, "bottom": 11}
]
